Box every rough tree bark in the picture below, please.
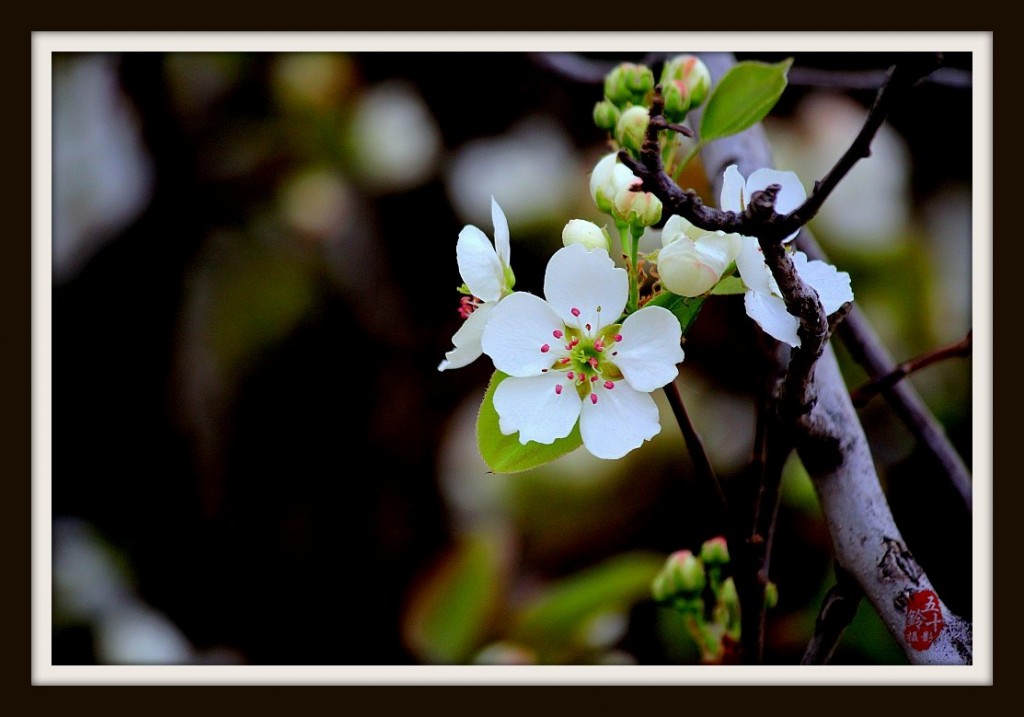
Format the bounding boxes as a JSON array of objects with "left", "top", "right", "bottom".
[{"left": 689, "top": 52, "right": 973, "bottom": 665}]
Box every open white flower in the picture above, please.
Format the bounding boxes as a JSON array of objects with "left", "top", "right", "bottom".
[
  {"left": 481, "top": 243, "right": 684, "bottom": 460},
  {"left": 657, "top": 214, "right": 742, "bottom": 297},
  {"left": 438, "top": 197, "right": 515, "bottom": 371},
  {"left": 721, "top": 165, "right": 853, "bottom": 347}
]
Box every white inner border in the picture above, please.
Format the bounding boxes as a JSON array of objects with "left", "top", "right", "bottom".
[{"left": 32, "top": 31, "right": 993, "bottom": 686}]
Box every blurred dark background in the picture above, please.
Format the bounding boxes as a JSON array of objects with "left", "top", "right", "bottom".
[{"left": 50, "top": 50, "right": 974, "bottom": 666}]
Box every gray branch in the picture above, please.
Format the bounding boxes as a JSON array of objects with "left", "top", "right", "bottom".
[{"left": 688, "top": 52, "right": 972, "bottom": 665}]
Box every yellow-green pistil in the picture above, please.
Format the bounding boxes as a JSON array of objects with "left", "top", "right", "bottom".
[{"left": 539, "top": 306, "right": 624, "bottom": 403}]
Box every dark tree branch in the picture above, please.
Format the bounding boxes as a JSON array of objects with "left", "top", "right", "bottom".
[
  {"left": 850, "top": 331, "right": 972, "bottom": 407},
  {"left": 663, "top": 379, "right": 730, "bottom": 532},
  {"left": 801, "top": 563, "right": 865, "bottom": 665},
  {"left": 784, "top": 55, "right": 943, "bottom": 231}
]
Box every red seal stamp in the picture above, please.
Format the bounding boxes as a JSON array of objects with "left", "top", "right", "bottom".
[{"left": 904, "top": 589, "right": 944, "bottom": 651}]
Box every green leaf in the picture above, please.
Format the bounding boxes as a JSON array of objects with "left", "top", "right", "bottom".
[
  {"left": 477, "top": 371, "right": 582, "bottom": 474},
  {"left": 509, "top": 552, "right": 665, "bottom": 657},
  {"left": 402, "top": 532, "right": 507, "bottom": 664},
  {"left": 699, "top": 58, "right": 792, "bottom": 143},
  {"left": 711, "top": 275, "right": 746, "bottom": 295},
  {"left": 645, "top": 292, "right": 706, "bottom": 335}
]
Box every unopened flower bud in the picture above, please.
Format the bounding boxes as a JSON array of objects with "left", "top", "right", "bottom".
[
  {"left": 614, "top": 181, "right": 662, "bottom": 228},
  {"left": 764, "top": 581, "right": 778, "bottom": 610},
  {"left": 657, "top": 215, "right": 741, "bottom": 296},
  {"left": 661, "top": 55, "right": 712, "bottom": 109},
  {"left": 700, "top": 536, "right": 730, "bottom": 567},
  {"left": 562, "top": 219, "right": 611, "bottom": 252},
  {"left": 615, "top": 105, "right": 650, "bottom": 154},
  {"left": 590, "top": 153, "right": 636, "bottom": 215},
  {"left": 604, "top": 63, "right": 654, "bottom": 106},
  {"left": 662, "top": 80, "right": 691, "bottom": 124},
  {"left": 652, "top": 549, "right": 706, "bottom": 603},
  {"left": 593, "top": 99, "right": 621, "bottom": 132}
]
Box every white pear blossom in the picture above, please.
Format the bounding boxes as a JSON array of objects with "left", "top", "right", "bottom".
[
  {"left": 656, "top": 214, "right": 742, "bottom": 297},
  {"left": 721, "top": 165, "right": 854, "bottom": 347},
  {"left": 481, "top": 243, "right": 684, "bottom": 460},
  {"left": 438, "top": 197, "right": 515, "bottom": 371}
]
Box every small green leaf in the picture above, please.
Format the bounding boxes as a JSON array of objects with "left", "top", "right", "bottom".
[
  {"left": 711, "top": 275, "right": 746, "bottom": 295},
  {"left": 645, "top": 292, "right": 706, "bottom": 335},
  {"left": 477, "top": 371, "right": 582, "bottom": 474},
  {"left": 699, "top": 59, "right": 792, "bottom": 143}
]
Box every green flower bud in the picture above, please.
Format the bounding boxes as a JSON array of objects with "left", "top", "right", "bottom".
[
  {"left": 615, "top": 105, "right": 650, "bottom": 154},
  {"left": 604, "top": 63, "right": 655, "bottom": 107},
  {"left": 652, "top": 549, "right": 706, "bottom": 603},
  {"left": 562, "top": 219, "right": 611, "bottom": 252},
  {"left": 764, "top": 581, "right": 779, "bottom": 610},
  {"left": 662, "top": 80, "right": 691, "bottom": 124},
  {"left": 700, "top": 536, "right": 730, "bottom": 567},
  {"left": 660, "top": 55, "right": 712, "bottom": 109},
  {"left": 613, "top": 182, "right": 662, "bottom": 228},
  {"left": 593, "top": 99, "right": 621, "bottom": 132}
]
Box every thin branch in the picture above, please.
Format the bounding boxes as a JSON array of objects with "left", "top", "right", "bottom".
[
  {"left": 783, "top": 55, "right": 943, "bottom": 231},
  {"left": 831, "top": 304, "right": 973, "bottom": 511},
  {"left": 850, "top": 331, "right": 972, "bottom": 407},
  {"left": 801, "top": 563, "right": 864, "bottom": 665},
  {"left": 663, "top": 379, "right": 730, "bottom": 531}
]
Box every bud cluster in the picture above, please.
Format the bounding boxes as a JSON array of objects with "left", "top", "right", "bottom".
[
  {"left": 651, "top": 536, "right": 770, "bottom": 664},
  {"left": 593, "top": 56, "right": 711, "bottom": 158}
]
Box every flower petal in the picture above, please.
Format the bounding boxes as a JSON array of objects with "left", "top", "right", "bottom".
[
  {"left": 744, "top": 289, "right": 800, "bottom": 347},
  {"left": 734, "top": 236, "right": 774, "bottom": 295},
  {"left": 792, "top": 252, "right": 854, "bottom": 314},
  {"left": 493, "top": 373, "right": 582, "bottom": 445},
  {"left": 437, "top": 302, "right": 494, "bottom": 371},
  {"left": 481, "top": 291, "right": 569, "bottom": 377},
  {"left": 543, "top": 243, "right": 627, "bottom": 331},
  {"left": 720, "top": 164, "right": 746, "bottom": 213},
  {"left": 613, "top": 306, "right": 684, "bottom": 392},
  {"left": 580, "top": 383, "right": 660, "bottom": 459},
  {"left": 456, "top": 224, "right": 503, "bottom": 303},
  {"left": 490, "top": 196, "right": 511, "bottom": 269},
  {"left": 745, "top": 168, "right": 807, "bottom": 215}
]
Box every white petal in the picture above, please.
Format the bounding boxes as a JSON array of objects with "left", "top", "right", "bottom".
[
  {"left": 481, "top": 292, "right": 569, "bottom": 377},
  {"left": 720, "top": 164, "right": 746, "bottom": 212},
  {"left": 661, "top": 214, "right": 688, "bottom": 246},
  {"left": 744, "top": 289, "right": 800, "bottom": 347},
  {"left": 543, "top": 243, "right": 627, "bottom": 331},
  {"left": 437, "top": 302, "right": 494, "bottom": 371},
  {"left": 457, "top": 225, "right": 503, "bottom": 303},
  {"left": 792, "top": 252, "right": 854, "bottom": 314},
  {"left": 735, "top": 236, "right": 774, "bottom": 295},
  {"left": 745, "top": 168, "right": 807, "bottom": 215},
  {"left": 580, "top": 383, "right": 661, "bottom": 459},
  {"left": 613, "top": 306, "right": 683, "bottom": 392},
  {"left": 490, "top": 196, "right": 511, "bottom": 269},
  {"left": 493, "top": 374, "right": 582, "bottom": 445}
]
